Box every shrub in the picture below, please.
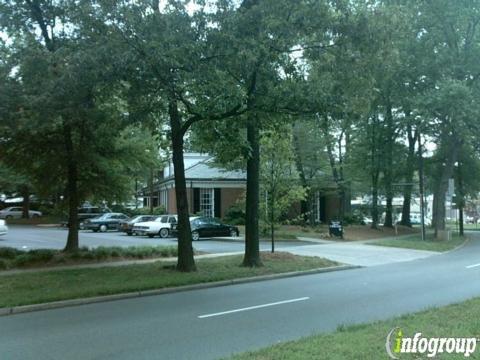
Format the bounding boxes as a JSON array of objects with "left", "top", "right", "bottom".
[
  {"left": 28, "top": 249, "right": 55, "bottom": 262},
  {"left": 13, "top": 254, "right": 32, "bottom": 267},
  {"left": 129, "top": 206, "right": 167, "bottom": 217},
  {"left": 109, "top": 247, "right": 124, "bottom": 257},
  {"left": 0, "top": 247, "right": 22, "bottom": 259},
  {"left": 342, "top": 213, "right": 363, "bottom": 225},
  {"left": 124, "top": 246, "right": 149, "bottom": 258},
  {"left": 159, "top": 247, "right": 169, "bottom": 257},
  {"left": 92, "top": 247, "right": 110, "bottom": 260},
  {"left": 223, "top": 202, "right": 246, "bottom": 225},
  {"left": 80, "top": 252, "right": 95, "bottom": 260},
  {"left": 0, "top": 259, "right": 8, "bottom": 270}
]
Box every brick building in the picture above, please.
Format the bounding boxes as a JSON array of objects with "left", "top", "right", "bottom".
[{"left": 143, "top": 153, "right": 245, "bottom": 218}]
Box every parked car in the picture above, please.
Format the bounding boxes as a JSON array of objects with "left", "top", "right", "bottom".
[
  {"left": 133, "top": 214, "right": 177, "bottom": 238},
  {"left": 62, "top": 206, "right": 111, "bottom": 228},
  {"left": 361, "top": 216, "right": 373, "bottom": 225},
  {"left": 119, "top": 215, "right": 159, "bottom": 236},
  {"left": 82, "top": 213, "right": 130, "bottom": 232},
  {"left": 0, "top": 207, "right": 42, "bottom": 219},
  {"left": 78, "top": 206, "right": 111, "bottom": 223},
  {"left": 0, "top": 219, "right": 8, "bottom": 236},
  {"left": 465, "top": 216, "right": 475, "bottom": 224},
  {"left": 409, "top": 213, "right": 432, "bottom": 226},
  {"left": 172, "top": 216, "right": 239, "bottom": 241}
]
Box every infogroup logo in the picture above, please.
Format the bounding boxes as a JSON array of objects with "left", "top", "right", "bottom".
[{"left": 385, "top": 327, "right": 478, "bottom": 359}]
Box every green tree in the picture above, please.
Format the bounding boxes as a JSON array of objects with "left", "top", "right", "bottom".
[
  {"left": 412, "top": 1, "right": 480, "bottom": 238},
  {"left": 260, "top": 127, "right": 306, "bottom": 252},
  {"left": 0, "top": 0, "right": 155, "bottom": 250}
]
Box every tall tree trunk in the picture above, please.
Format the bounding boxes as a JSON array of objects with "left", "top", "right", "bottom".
[
  {"left": 418, "top": 132, "right": 427, "bottom": 241},
  {"left": 243, "top": 111, "right": 262, "bottom": 267},
  {"left": 269, "top": 150, "right": 275, "bottom": 253},
  {"left": 371, "top": 171, "right": 380, "bottom": 229},
  {"left": 135, "top": 179, "right": 139, "bottom": 209},
  {"left": 21, "top": 185, "right": 30, "bottom": 219},
  {"left": 292, "top": 127, "right": 309, "bottom": 223},
  {"left": 270, "top": 188, "right": 275, "bottom": 253},
  {"left": 400, "top": 124, "right": 416, "bottom": 227},
  {"left": 432, "top": 140, "right": 459, "bottom": 239},
  {"left": 149, "top": 168, "right": 154, "bottom": 214},
  {"left": 457, "top": 161, "right": 464, "bottom": 237},
  {"left": 169, "top": 98, "right": 196, "bottom": 272},
  {"left": 370, "top": 114, "right": 380, "bottom": 229},
  {"left": 321, "top": 115, "right": 345, "bottom": 219},
  {"left": 459, "top": 207, "right": 464, "bottom": 236},
  {"left": 63, "top": 124, "right": 79, "bottom": 252},
  {"left": 383, "top": 100, "right": 394, "bottom": 228}
]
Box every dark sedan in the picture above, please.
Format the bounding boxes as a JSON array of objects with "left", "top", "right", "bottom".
[
  {"left": 172, "top": 216, "right": 239, "bottom": 241},
  {"left": 119, "top": 215, "right": 158, "bottom": 235},
  {"left": 83, "top": 213, "right": 129, "bottom": 232}
]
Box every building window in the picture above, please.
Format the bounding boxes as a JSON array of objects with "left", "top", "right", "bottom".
[
  {"left": 199, "top": 188, "right": 214, "bottom": 217},
  {"left": 159, "top": 189, "right": 168, "bottom": 209}
]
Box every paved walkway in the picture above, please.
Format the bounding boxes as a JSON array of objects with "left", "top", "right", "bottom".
[{"left": 286, "top": 241, "right": 438, "bottom": 266}]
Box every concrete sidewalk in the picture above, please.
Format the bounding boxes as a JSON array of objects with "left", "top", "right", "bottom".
[{"left": 285, "top": 242, "right": 438, "bottom": 267}]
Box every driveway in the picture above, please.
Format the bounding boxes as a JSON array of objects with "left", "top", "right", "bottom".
[
  {"left": 286, "top": 238, "right": 438, "bottom": 266},
  {"left": 0, "top": 225, "right": 310, "bottom": 255}
]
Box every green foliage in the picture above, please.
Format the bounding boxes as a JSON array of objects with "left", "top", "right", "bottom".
[
  {"left": 0, "top": 246, "right": 178, "bottom": 270},
  {"left": 260, "top": 127, "right": 307, "bottom": 233},
  {"left": 224, "top": 200, "right": 246, "bottom": 225},
  {"left": 2, "top": 0, "right": 480, "bottom": 247}
]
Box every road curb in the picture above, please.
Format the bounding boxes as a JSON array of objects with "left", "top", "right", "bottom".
[
  {"left": 0, "top": 264, "right": 360, "bottom": 317},
  {"left": 443, "top": 234, "right": 470, "bottom": 254}
]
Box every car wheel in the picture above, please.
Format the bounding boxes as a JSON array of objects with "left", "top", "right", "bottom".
[
  {"left": 32, "top": 214, "right": 40, "bottom": 218},
  {"left": 5, "top": 215, "right": 12, "bottom": 219},
  {"left": 159, "top": 228, "right": 169, "bottom": 238},
  {"left": 127, "top": 232, "right": 133, "bottom": 236},
  {"left": 230, "top": 229, "right": 238, "bottom": 237},
  {"left": 148, "top": 234, "right": 155, "bottom": 238},
  {"left": 99, "top": 224, "right": 108, "bottom": 232},
  {"left": 192, "top": 231, "right": 200, "bottom": 241}
]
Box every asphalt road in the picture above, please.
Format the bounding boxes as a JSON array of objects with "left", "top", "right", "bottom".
[
  {"left": 0, "top": 225, "right": 308, "bottom": 254},
  {"left": 1, "top": 233, "right": 480, "bottom": 359}
]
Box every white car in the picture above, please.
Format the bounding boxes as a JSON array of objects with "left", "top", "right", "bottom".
[
  {"left": 0, "top": 219, "right": 8, "bottom": 236},
  {"left": 133, "top": 214, "right": 177, "bottom": 238},
  {"left": 0, "top": 207, "right": 43, "bottom": 219}
]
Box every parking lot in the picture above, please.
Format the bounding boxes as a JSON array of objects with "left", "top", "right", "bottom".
[{"left": 0, "top": 225, "right": 310, "bottom": 254}]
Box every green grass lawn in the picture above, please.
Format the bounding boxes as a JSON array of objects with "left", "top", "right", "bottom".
[
  {"left": 0, "top": 252, "right": 338, "bottom": 308},
  {"left": 228, "top": 297, "right": 480, "bottom": 360},
  {"left": 368, "top": 233, "right": 466, "bottom": 252}
]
